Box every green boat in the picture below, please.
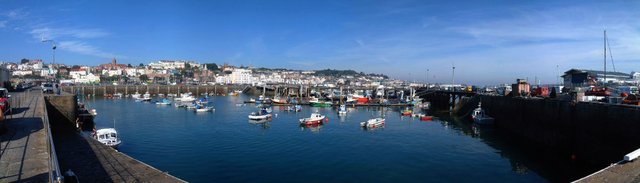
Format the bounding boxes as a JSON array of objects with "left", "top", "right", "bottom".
[{"left": 309, "top": 97, "right": 333, "bottom": 107}]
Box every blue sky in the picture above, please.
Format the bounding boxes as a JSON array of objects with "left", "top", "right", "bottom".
[{"left": 1, "top": 0, "right": 639, "bottom": 85}]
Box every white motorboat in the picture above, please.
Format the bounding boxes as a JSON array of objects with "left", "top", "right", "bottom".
[
  {"left": 248, "top": 107, "right": 272, "bottom": 120},
  {"left": 195, "top": 106, "right": 214, "bottom": 112},
  {"left": 113, "top": 93, "right": 123, "bottom": 98},
  {"left": 176, "top": 93, "right": 196, "bottom": 102},
  {"left": 131, "top": 92, "right": 141, "bottom": 99},
  {"left": 472, "top": 102, "right": 495, "bottom": 125},
  {"left": 360, "top": 118, "right": 385, "bottom": 128},
  {"left": 95, "top": 128, "right": 121, "bottom": 148},
  {"left": 299, "top": 113, "right": 326, "bottom": 125},
  {"left": 338, "top": 104, "right": 347, "bottom": 115},
  {"left": 156, "top": 99, "right": 171, "bottom": 105}
]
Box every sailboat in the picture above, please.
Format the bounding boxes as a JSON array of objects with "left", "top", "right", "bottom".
[{"left": 586, "top": 30, "right": 614, "bottom": 96}]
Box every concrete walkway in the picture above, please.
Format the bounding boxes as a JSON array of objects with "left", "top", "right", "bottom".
[
  {"left": 48, "top": 94, "right": 184, "bottom": 182},
  {"left": 0, "top": 89, "right": 49, "bottom": 182},
  {"left": 575, "top": 159, "right": 640, "bottom": 183}
]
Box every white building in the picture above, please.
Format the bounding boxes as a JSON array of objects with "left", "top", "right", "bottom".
[
  {"left": 12, "top": 70, "right": 33, "bottom": 76},
  {"left": 75, "top": 73, "right": 101, "bottom": 83},
  {"left": 69, "top": 69, "right": 88, "bottom": 79},
  {"left": 102, "top": 69, "right": 123, "bottom": 77},
  {"left": 148, "top": 60, "right": 200, "bottom": 70},
  {"left": 229, "top": 68, "right": 253, "bottom": 84}
]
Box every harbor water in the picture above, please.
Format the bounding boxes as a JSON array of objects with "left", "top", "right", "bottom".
[{"left": 86, "top": 95, "right": 592, "bottom": 182}]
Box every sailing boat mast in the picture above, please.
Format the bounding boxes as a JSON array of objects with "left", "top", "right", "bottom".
[{"left": 604, "top": 30, "right": 607, "bottom": 87}]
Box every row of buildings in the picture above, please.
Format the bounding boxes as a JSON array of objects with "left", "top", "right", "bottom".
[{"left": 2, "top": 58, "right": 394, "bottom": 88}]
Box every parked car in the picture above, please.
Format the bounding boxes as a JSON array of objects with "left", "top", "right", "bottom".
[
  {"left": 0, "top": 88, "right": 11, "bottom": 114},
  {"left": 42, "top": 83, "right": 54, "bottom": 93}
]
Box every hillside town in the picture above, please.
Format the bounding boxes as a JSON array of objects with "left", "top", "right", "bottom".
[{"left": 1, "top": 58, "right": 398, "bottom": 87}]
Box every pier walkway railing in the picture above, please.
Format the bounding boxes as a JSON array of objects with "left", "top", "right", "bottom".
[{"left": 42, "top": 92, "right": 64, "bottom": 183}]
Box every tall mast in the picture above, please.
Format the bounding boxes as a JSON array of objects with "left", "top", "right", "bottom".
[{"left": 604, "top": 30, "right": 607, "bottom": 87}]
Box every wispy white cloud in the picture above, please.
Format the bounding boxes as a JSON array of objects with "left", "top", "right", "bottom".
[
  {"left": 30, "top": 27, "right": 110, "bottom": 40},
  {"left": 58, "top": 41, "right": 125, "bottom": 59},
  {"left": 5, "top": 8, "right": 28, "bottom": 19},
  {"left": 0, "top": 20, "right": 6, "bottom": 28}
]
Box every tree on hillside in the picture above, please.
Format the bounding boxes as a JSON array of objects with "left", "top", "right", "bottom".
[
  {"left": 139, "top": 74, "right": 149, "bottom": 82},
  {"left": 139, "top": 63, "right": 144, "bottom": 67},
  {"left": 71, "top": 65, "right": 81, "bottom": 70},
  {"left": 127, "top": 64, "right": 133, "bottom": 68},
  {"left": 20, "top": 58, "right": 29, "bottom": 64},
  {"left": 204, "top": 63, "right": 219, "bottom": 71}
]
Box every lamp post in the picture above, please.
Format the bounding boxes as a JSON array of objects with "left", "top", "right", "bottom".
[
  {"left": 426, "top": 69, "right": 429, "bottom": 84},
  {"left": 41, "top": 39, "right": 57, "bottom": 65},
  {"left": 42, "top": 39, "right": 56, "bottom": 81},
  {"left": 451, "top": 63, "right": 456, "bottom": 91}
]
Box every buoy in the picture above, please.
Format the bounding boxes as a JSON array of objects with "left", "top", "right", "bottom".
[
  {"left": 571, "top": 154, "right": 576, "bottom": 161},
  {"left": 325, "top": 118, "right": 328, "bottom": 122}
]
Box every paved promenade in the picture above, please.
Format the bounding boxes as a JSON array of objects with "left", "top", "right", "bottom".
[
  {"left": 575, "top": 159, "right": 640, "bottom": 183},
  {"left": 0, "top": 89, "right": 49, "bottom": 182}
]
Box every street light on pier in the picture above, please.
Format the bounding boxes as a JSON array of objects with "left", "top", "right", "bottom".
[
  {"left": 41, "top": 39, "right": 57, "bottom": 66},
  {"left": 451, "top": 63, "right": 456, "bottom": 91},
  {"left": 426, "top": 69, "right": 429, "bottom": 85}
]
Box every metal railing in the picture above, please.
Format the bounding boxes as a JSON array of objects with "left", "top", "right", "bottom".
[{"left": 42, "top": 93, "right": 64, "bottom": 183}]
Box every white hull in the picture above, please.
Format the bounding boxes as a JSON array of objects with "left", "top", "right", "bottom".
[
  {"left": 248, "top": 114, "right": 272, "bottom": 120},
  {"left": 360, "top": 118, "right": 385, "bottom": 128}
]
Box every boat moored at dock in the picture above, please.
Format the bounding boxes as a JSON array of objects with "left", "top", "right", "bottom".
[
  {"left": 95, "top": 128, "right": 122, "bottom": 148},
  {"left": 472, "top": 102, "right": 494, "bottom": 125}
]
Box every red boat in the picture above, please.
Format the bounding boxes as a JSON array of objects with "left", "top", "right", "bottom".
[
  {"left": 401, "top": 109, "right": 412, "bottom": 116},
  {"left": 585, "top": 86, "right": 611, "bottom": 96},
  {"left": 420, "top": 116, "right": 433, "bottom": 121},
  {"left": 299, "top": 113, "right": 326, "bottom": 125}
]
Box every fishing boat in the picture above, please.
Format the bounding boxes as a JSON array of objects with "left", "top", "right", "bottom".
[
  {"left": 95, "top": 128, "right": 121, "bottom": 148},
  {"left": 420, "top": 115, "right": 433, "bottom": 121},
  {"left": 309, "top": 97, "right": 332, "bottom": 107},
  {"left": 401, "top": 108, "right": 412, "bottom": 116},
  {"left": 351, "top": 90, "right": 369, "bottom": 103},
  {"left": 194, "top": 105, "right": 214, "bottom": 112},
  {"left": 360, "top": 118, "right": 385, "bottom": 128},
  {"left": 472, "top": 102, "right": 494, "bottom": 125},
  {"left": 299, "top": 113, "right": 326, "bottom": 125},
  {"left": 176, "top": 93, "right": 196, "bottom": 102},
  {"left": 272, "top": 96, "right": 288, "bottom": 104},
  {"left": 195, "top": 98, "right": 210, "bottom": 105},
  {"left": 131, "top": 92, "right": 141, "bottom": 99},
  {"left": 137, "top": 92, "right": 152, "bottom": 102},
  {"left": 338, "top": 104, "right": 347, "bottom": 115},
  {"left": 248, "top": 107, "right": 272, "bottom": 120},
  {"left": 156, "top": 99, "right": 171, "bottom": 105},
  {"left": 174, "top": 102, "right": 187, "bottom": 108}
]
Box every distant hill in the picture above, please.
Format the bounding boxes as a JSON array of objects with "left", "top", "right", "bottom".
[
  {"left": 242, "top": 66, "right": 388, "bottom": 79},
  {"left": 313, "top": 69, "right": 388, "bottom": 79}
]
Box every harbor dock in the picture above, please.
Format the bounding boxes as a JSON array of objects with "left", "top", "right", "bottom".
[
  {"left": 2, "top": 88, "right": 183, "bottom": 182},
  {"left": 574, "top": 159, "right": 640, "bottom": 182},
  {"left": 0, "top": 89, "right": 49, "bottom": 182}
]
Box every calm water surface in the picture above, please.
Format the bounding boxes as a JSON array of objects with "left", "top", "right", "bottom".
[{"left": 87, "top": 95, "right": 562, "bottom": 183}]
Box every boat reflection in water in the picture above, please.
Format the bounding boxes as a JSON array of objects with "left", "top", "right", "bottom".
[
  {"left": 300, "top": 123, "right": 323, "bottom": 133},
  {"left": 248, "top": 119, "right": 270, "bottom": 129}
]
